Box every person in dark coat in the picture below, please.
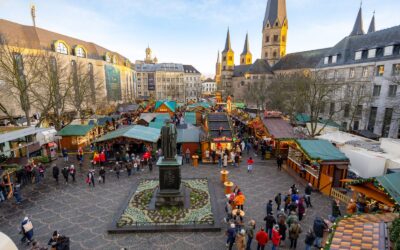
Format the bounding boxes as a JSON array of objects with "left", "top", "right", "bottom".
[
  {"left": 276, "top": 155, "right": 283, "bottom": 170},
  {"left": 263, "top": 212, "right": 276, "bottom": 240},
  {"left": 274, "top": 193, "right": 282, "bottom": 211},
  {"left": 266, "top": 200, "right": 273, "bottom": 215},
  {"left": 297, "top": 197, "right": 306, "bottom": 221},
  {"left": 148, "top": 159, "right": 153, "bottom": 172},
  {"left": 226, "top": 223, "right": 236, "bottom": 250},
  {"left": 313, "top": 217, "right": 327, "bottom": 248},
  {"left": 304, "top": 183, "right": 313, "bottom": 208},
  {"left": 99, "top": 167, "right": 106, "bottom": 184},
  {"left": 61, "top": 167, "right": 69, "bottom": 183},
  {"left": 52, "top": 165, "right": 59, "bottom": 184},
  {"left": 304, "top": 229, "right": 316, "bottom": 250},
  {"left": 330, "top": 199, "right": 342, "bottom": 222}
]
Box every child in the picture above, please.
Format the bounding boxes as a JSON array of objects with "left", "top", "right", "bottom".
[{"left": 247, "top": 157, "right": 254, "bottom": 173}]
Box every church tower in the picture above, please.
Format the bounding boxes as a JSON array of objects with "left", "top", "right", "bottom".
[
  {"left": 261, "top": 0, "right": 288, "bottom": 66},
  {"left": 240, "top": 33, "right": 252, "bottom": 65},
  {"left": 215, "top": 51, "right": 222, "bottom": 84},
  {"left": 221, "top": 28, "right": 234, "bottom": 71}
]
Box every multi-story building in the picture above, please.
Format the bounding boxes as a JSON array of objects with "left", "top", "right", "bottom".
[
  {"left": 0, "top": 18, "right": 136, "bottom": 117},
  {"left": 135, "top": 48, "right": 201, "bottom": 102},
  {"left": 217, "top": 0, "right": 400, "bottom": 138},
  {"left": 183, "top": 65, "right": 201, "bottom": 102},
  {"left": 201, "top": 78, "right": 217, "bottom": 95}
]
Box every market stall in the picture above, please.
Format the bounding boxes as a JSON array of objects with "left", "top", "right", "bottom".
[
  {"left": 57, "top": 124, "right": 97, "bottom": 150},
  {"left": 287, "top": 139, "right": 349, "bottom": 195}
]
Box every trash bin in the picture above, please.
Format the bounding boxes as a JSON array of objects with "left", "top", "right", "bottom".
[
  {"left": 265, "top": 152, "right": 271, "bottom": 160},
  {"left": 220, "top": 170, "right": 229, "bottom": 183},
  {"left": 192, "top": 155, "right": 199, "bottom": 167},
  {"left": 224, "top": 181, "right": 234, "bottom": 194}
]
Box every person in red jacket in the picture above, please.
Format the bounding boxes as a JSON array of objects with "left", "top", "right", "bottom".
[
  {"left": 255, "top": 227, "right": 268, "bottom": 250},
  {"left": 247, "top": 157, "right": 254, "bottom": 173},
  {"left": 99, "top": 151, "right": 106, "bottom": 166},
  {"left": 271, "top": 225, "right": 282, "bottom": 250}
]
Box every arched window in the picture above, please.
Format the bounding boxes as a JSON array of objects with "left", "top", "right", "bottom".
[
  {"left": 273, "top": 51, "right": 277, "bottom": 58},
  {"left": 55, "top": 42, "right": 68, "bottom": 54},
  {"left": 75, "top": 46, "right": 86, "bottom": 58},
  {"left": 105, "top": 53, "right": 111, "bottom": 63}
]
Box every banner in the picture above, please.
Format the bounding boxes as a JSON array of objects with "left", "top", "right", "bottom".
[
  {"left": 105, "top": 65, "right": 122, "bottom": 101},
  {"left": 148, "top": 73, "right": 155, "bottom": 91}
]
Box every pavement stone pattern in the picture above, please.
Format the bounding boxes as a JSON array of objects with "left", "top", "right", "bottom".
[{"left": 0, "top": 153, "right": 335, "bottom": 250}]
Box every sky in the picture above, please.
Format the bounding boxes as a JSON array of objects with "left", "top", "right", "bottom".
[{"left": 1, "top": 0, "right": 400, "bottom": 77}]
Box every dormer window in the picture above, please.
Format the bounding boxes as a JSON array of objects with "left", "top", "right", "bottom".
[
  {"left": 355, "top": 51, "right": 362, "bottom": 60},
  {"left": 55, "top": 41, "right": 68, "bottom": 55},
  {"left": 332, "top": 55, "right": 337, "bottom": 64},
  {"left": 324, "top": 57, "right": 329, "bottom": 64},
  {"left": 75, "top": 46, "right": 86, "bottom": 58},
  {"left": 384, "top": 46, "right": 394, "bottom": 56},
  {"left": 368, "top": 49, "right": 376, "bottom": 58}
]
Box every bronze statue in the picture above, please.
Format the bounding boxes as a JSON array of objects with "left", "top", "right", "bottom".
[{"left": 161, "top": 121, "right": 177, "bottom": 160}]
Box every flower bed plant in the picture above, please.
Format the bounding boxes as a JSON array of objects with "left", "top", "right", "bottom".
[{"left": 117, "top": 178, "right": 214, "bottom": 227}]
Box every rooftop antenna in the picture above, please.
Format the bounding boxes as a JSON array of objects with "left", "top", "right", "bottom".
[{"left": 30, "top": 3, "right": 36, "bottom": 27}]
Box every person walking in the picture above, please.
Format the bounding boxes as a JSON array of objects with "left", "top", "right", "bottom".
[
  {"left": 288, "top": 221, "right": 302, "bottom": 249},
  {"left": 276, "top": 155, "right": 283, "bottom": 171},
  {"left": 266, "top": 200, "right": 273, "bottom": 215},
  {"left": 87, "top": 170, "right": 95, "bottom": 187},
  {"left": 62, "top": 148, "right": 68, "bottom": 162},
  {"left": 234, "top": 191, "right": 246, "bottom": 210},
  {"left": 297, "top": 197, "right": 306, "bottom": 221},
  {"left": 185, "top": 148, "right": 191, "bottom": 164},
  {"left": 245, "top": 220, "right": 256, "bottom": 250},
  {"left": 234, "top": 153, "right": 240, "bottom": 168},
  {"left": 223, "top": 153, "right": 228, "bottom": 168},
  {"left": 304, "top": 183, "right": 313, "bottom": 208},
  {"left": 236, "top": 229, "right": 246, "bottom": 250},
  {"left": 69, "top": 165, "right": 76, "bottom": 182},
  {"left": 286, "top": 211, "right": 299, "bottom": 229},
  {"left": 61, "top": 166, "right": 69, "bottom": 184},
  {"left": 271, "top": 225, "right": 282, "bottom": 250},
  {"left": 255, "top": 227, "right": 268, "bottom": 250},
  {"left": 277, "top": 211, "right": 287, "bottom": 247},
  {"left": 264, "top": 212, "right": 276, "bottom": 240},
  {"left": 330, "top": 199, "right": 342, "bottom": 222},
  {"left": 218, "top": 155, "right": 222, "bottom": 168},
  {"left": 226, "top": 223, "right": 236, "bottom": 250},
  {"left": 99, "top": 167, "right": 106, "bottom": 184},
  {"left": 274, "top": 193, "right": 282, "bottom": 211},
  {"left": 13, "top": 182, "right": 22, "bottom": 204},
  {"left": 313, "top": 217, "right": 327, "bottom": 248},
  {"left": 148, "top": 159, "right": 153, "bottom": 172},
  {"left": 247, "top": 157, "right": 254, "bottom": 173},
  {"left": 304, "top": 229, "right": 316, "bottom": 250},
  {"left": 38, "top": 164, "right": 45, "bottom": 181},
  {"left": 114, "top": 162, "right": 121, "bottom": 179},
  {"left": 20, "top": 216, "right": 34, "bottom": 244},
  {"left": 126, "top": 162, "right": 132, "bottom": 176},
  {"left": 52, "top": 165, "right": 59, "bottom": 184}
]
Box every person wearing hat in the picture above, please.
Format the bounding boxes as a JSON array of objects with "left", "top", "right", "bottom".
[
  {"left": 235, "top": 229, "right": 246, "bottom": 250},
  {"left": 226, "top": 223, "right": 236, "bottom": 250},
  {"left": 245, "top": 220, "right": 256, "bottom": 250},
  {"left": 271, "top": 224, "right": 282, "bottom": 250},
  {"left": 20, "top": 216, "right": 34, "bottom": 244}
]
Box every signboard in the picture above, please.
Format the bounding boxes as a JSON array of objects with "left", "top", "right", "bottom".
[
  {"left": 105, "top": 65, "right": 122, "bottom": 101},
  {"left": 148, "top": 73, "right": 155, "bottom": 91},
  {"left": 213, "top": 137, "right": 233, "bottom": 142}
]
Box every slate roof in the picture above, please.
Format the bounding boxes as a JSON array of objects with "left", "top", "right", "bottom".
[
  {"left": 296, "top": 139, "right": 349, "bottom": 162},
  {"left": 233, "top": 65, "right": 252, "bottom": 77},
  {"left": 272, "top": 48, "right": 331, "bottom": 71},
  {"left": 263, "top": 0, "right": 287, "bottom": 28},
  {"left": 135, "top": 63, "right": 184, "bottom": 72},
  {"left": 222, "top": 28, "right": 232, "bottom": 53},
  {"left": 177, "top": 127, "right": 201, "bottom": 143},
  {"left": 0, "top": 19, "right": 130, "bottom": 64},
  {"left": 207, "top": 113, "right": 232, "bottom": 140},
  {"left": 233, "top": 59, "right": 273, "bottom": 77},
  {"left": 368, "top": 14, "right": 376, "bottom": 34},
  {"left": 263, "top": 118, "right": 298, "bottom": 139},
  {"left": 350, "top": 7, "right": 365, "bottom": 36},
  {"left": 57, "top": 125, "right": 94, "bottom": 136},
  {"left": 116, "top": 103, "right": 140, "bottom": 113},
  {"left": 329, "top": 213, "right": 398, "bottom": 250},
  {"left": 183, "top": 65, "right": 200, "bottom": 74},
  {"left": 318, "top": 25, "right": 400, "bottom": 67},
  {"left": 241, "top": 33, "right": 250, "bottom": 56}
]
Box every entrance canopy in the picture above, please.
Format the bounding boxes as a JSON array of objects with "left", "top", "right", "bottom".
[{"left": 95, "top": 125, "right": 160, "bottom": 143}]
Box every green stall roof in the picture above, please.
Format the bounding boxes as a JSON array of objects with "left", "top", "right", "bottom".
[
  {"left": 149, "top": 120, "right": 165, "bottom": 129},
  {"left": 233, "top": 103, "right": 246, "bottom": 109},
  {"left": 155, "top": 100, "right": 176, "bottom": 112},
  {"left": 187, "top": 102, "right": 211, "bottom": 109},
  {"left": 184, "top": 112, "right": 196, "bottom": 125},
  {"left": 57, "top": 124, "right": 94, "bottom": 136},
  {"left": 295, "top": 113, "right": 311, "bottom": 123},
  {"left": 296, "top": 139, "right": 349, "bottom": 162},
  {"left": 95, "top": 125, "right": 160, "bottom": 143},
  {"left": 376, "top": 172, "right": 400, "bottom": 205}
]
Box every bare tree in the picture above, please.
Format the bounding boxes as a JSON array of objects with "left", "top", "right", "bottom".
[
  {"left": 0, "top": 38, "right": 42, "bottom": 126},
  {"left": 244, "top": 79, "right": 270, "bottom": 111}
]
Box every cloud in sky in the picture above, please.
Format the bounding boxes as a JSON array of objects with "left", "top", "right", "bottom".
[{"left": 1, "top": 0, "right": 400, "bottom": 76}]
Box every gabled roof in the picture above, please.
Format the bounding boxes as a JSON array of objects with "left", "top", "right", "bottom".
[
  {"left": 57, "top": 124, "right": 94, "bottom": 136},
  {"left": 233, "top": 59, "right": 273, "bottom": 77},
  {"left": 376, "top": 172, "right": 400, "bottom": 205},
  {"left": 273, "top": 48, "right": 331, "bottom": 71},
  {"left": 155, "top": 101, "right": 176, "bottom": 112},
  {"left": 177, "top": 127, "right": 202, "bottom": 143},
  {"left": 183, "top": 65, "right": 201, "bottom": 74},
  {"left": 350, "top": 7, "right": 365, "bottom": 36},
  {"left": 233, "top": 64, "right": 252, "bottom": 77},
  {"left": 296, "top": 139, "right": 349, "bottom": 162},
  {"left": 263, "top": 0, "right": 287, "bottom": 28},
  {"left": 95, "top": 125, "right": 160, "bottom": 143},
  {"left": 263, "top": 117, "right": 298, "bottom": 139}
]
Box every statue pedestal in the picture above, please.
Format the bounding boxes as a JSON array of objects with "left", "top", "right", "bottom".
[{"left": 155, "top": 155, "right": 185, "bottom": 207}]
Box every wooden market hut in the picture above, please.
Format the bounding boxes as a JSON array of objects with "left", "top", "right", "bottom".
[
  {"left": 177, "top": 126, "right": 202, "bottom": 156},
  {"left": 95, "top": 125, "right": 161, "bottom": 156},
  {"left": 262, "top": 117, "right": 301, "bottom": 157},
  {"left": 287, "top": 139, "right": 349, "bottom": 195},
  {"left": 201, "top": 112, "right": 233, "bottom": 162},
  {"left": 344, "top": 172, "right": 400, "bottom": 211},
  {"left": 57, "top": 124, "right": 97, "bottom": 150},
  {"left": 154, "top": 100, "right": 176, "bottom": 115}
]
